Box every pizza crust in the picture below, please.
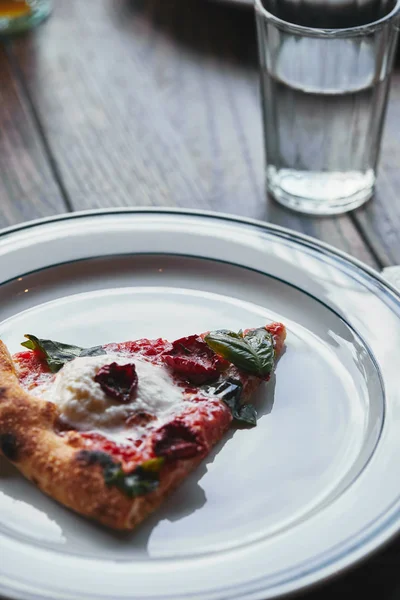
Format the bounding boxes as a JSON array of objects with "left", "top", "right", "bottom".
[
  {"left": 0, "top": 341, "right": 228, "bottom": 529},
  {"left": 0, "top": 341, "right": 213, "bottom": 528},
  {"left": 0, "top": 323, "right": 286, "bottom": 530}
]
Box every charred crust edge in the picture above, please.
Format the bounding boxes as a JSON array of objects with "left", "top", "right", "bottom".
[
  {"left": 75, "top": 449, "right": 116, "bottom": 468},
  {"left": 0, "top": 433, "right": 19, "bottom": 461}
]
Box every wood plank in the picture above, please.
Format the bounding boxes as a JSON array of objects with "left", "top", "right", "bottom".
[
  {"left": 7, "top": 1, "right": 206, "bottom": 211},
  {"left": 8, "top": 0, "right": 378, "bottom": 268},
  {"left": 352, "top": 71, "right": 400, "bottom": 267},
  {"left": 0, "top": 43, "right": 67, "bottom": 228}
]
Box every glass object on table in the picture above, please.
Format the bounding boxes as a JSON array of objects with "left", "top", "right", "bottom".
[
  {"left": 0, "top": 0, "right": 51, "bottom": 34},
  {"left": 255, "top": 0, "right": 400, "bottom": 215}
]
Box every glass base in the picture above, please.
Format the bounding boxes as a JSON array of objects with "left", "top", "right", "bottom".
[
  {"left": 0, "top": 2, "right": 51, "bottom": 35},
  {"left": 267, "top": 167, "right": 375, "bottom": 216}
]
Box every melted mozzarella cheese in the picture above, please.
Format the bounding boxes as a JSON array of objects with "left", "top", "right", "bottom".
[{"left": 44, "top": 354, "right": 183, "bottom": 429}]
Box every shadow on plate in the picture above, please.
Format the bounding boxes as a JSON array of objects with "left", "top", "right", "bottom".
[{"left": 0, "top": 377, "right": 276, "bottom": 555}]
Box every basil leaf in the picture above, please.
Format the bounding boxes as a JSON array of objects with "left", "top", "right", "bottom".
[
  {"left": 243, "top": 328, "right": 275, "bottom": 376},
  {"left": 104, "top": 457, "right": 165, "bottom": 498},
  {"left": 107, "top": 469, "right": 159, "bottom": 497},
  {"left": 211, "top": 378, "right": 257, "bottom": 428},
  {"left": 21, "top": 334, "right": 106, "bottom": 372},
  {"left": 140, "top": 457, "right": 165, "bottom": 473},
  {"left": 235, "top": 403, "right": 257, "bottom": 427},
  {"left": 102, "top": 462, "right": 123, "bottom": 484},
  {"left": 222, "top": 395, "right": 257, "bottom": 428},
  {"left": 204, "top": 327, "right": 274, "bottom": 377}
]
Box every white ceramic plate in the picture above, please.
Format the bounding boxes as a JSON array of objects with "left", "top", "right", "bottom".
[{"left": 0, "top": 209, "right": 399, "bottom": 600}]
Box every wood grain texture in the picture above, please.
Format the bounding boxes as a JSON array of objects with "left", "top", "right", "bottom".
[
  {"left": 353, "top": 72, "right": 400, "bottom": 267},
  {"left": 7, "top": 0, "right": 378, "bottom": 268},
  {"left": 0, "top": 42, "right": 67, "bottom": 228},
  {"left": 7, "top": 1, "right": 206, "bottom": 211}
]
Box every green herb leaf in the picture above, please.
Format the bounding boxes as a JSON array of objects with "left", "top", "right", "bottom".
[
  {"left": 242, "top": 328, "right": 275, "bottom": 376},
  {"left": 103, "top": 457, "right": 165, "bottom": 498},
  {"left": 235, "top": 403, "right": 257, "bottom": 427},
  {"left": 140, "top": 457, "right": 165, "bottom": 473},
  {"left": 77, "top": 451, "right": 165, "bottom": 498},
  {"left": 211, "top": 378, "right": 258, "bottom": 427},
  {"left": 21, "top": 334, "right": 106, "bottom": 372},
  {"left": 220, "top": 393, "right": 257, "bottom": 428},
  {"left": 204, "top": 327, "right": 274, "bottom": 377}
]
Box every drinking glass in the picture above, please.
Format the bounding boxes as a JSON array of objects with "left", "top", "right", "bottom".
[
  {"left": 0, "top": 0, "right": 51, "bottom": 34},
  {"left": 255, "top": 0, "right": 400, "bottom": 215}
]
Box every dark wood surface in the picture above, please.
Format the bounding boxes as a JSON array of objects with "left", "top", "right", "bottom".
[
  {"left": 1, "top": 1, "right": 400, "bottom": 598},
  {"left": 0, "top": 42, "right": 65, "bottom": 224},
  {"left": 3, "top": 0, "right": 388, "bottom": 268}
]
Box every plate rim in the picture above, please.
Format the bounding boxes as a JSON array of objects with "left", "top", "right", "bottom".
[
  {"left": 0, "top": 206, "right": 396, "bottom": 300},
  {"left": 0, "top": 207, "right": 399, "bottom": 600}
]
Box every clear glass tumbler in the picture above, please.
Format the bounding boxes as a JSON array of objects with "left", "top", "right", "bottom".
[
  {"left": 0, "top": 0, "right": 51, "bottom": 34},
  {"left": 255, "top": 0, "right": 400, "bottom": 215}
]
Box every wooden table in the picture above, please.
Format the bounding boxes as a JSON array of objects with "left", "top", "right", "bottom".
[{"left": 1, "top": 0, "right": 400, "bottom": 598}]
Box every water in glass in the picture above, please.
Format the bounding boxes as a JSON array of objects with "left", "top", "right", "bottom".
[{"left": 256, "top": 0, "right": 400, "bottom": 214}]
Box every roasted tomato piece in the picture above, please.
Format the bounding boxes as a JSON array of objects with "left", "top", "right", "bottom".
[
  {"left": 153, "top": 420, "right": 206, "bottom": 460},
  {"left": 94, "top": 362, "right": 138, "bottom": 403},
  {"left": 265, "top": 322, "right": 286, "bottom": 356},
  {"left": 163, "top": 335, "right": 229, "bottom": 384}
]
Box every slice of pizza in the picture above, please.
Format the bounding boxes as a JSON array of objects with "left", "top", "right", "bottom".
[{"left": 0, "top": 322, "right": 286, "bottom": 530}]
